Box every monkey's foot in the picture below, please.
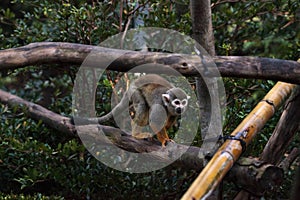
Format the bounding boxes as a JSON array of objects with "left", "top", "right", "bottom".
[
  {"left": 168, "top": 139, "right": 175, "bottom": 143},
  {"left": 161, "top": 139, "right": 175, "bottom": 147}
]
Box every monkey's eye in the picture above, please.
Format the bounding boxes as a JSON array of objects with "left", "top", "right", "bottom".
[
  {"left": 181, "top": 99, "right": 188, "bottom": 106},
  {"left": 172, "top": 100, "right": 181, "bottom": 105}
]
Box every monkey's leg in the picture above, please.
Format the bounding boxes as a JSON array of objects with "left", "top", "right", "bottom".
[
  {"left": 149, "top": 104, "right": 174, "bottom": 147},
  {"left": 131, "top": 120, "right": 153, "bottom": 139},
  {"left": 156, "top": 128, "right": 174, "bottom": 147},
  {"left": 131, "top": 91, "right": 153, "bottom": 139}
]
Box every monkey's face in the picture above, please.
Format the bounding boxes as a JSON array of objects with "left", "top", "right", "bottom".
[
  {"left": 162, "top": 88, "right": 190, "bottom": 116},
  {"left": 171, "top": 98, "right": 188, "bottom": 115}
]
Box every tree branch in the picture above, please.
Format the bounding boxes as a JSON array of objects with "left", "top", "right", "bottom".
[
  {"left": 260, "top": 86, "right": 300, "bottom": 165},
  {"left": 0, "top": 88, "right": 284, "bottom": 189},
  {"left": 234, "top": 86, "right": 300, "bottom": 199},
  {"left": 1, "top": 42, "right": 300, "bottom": 84},
  {"left": 228, "top": 157, "right": 284, "bottom": 197},
  {"left": 0, "top": 88, "right": 205, "bottom": 170}
]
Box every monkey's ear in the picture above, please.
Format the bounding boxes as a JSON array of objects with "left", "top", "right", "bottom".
[
  {"left": 187, "top": 95, "right": 191, "bottom": 100},
  {"left": 162, "top": 94, "right": 170, "bottom": 106}
]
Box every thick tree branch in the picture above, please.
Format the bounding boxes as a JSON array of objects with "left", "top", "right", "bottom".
[
  {"left": 278, "top": 147, "right": 300, "bottom": 172},
  {"left": 260, "top": 86, "right": 300, "bottom": 165},
  {"left": 0, "top": 89, "right": 76, "bottom": 136},
  {"left": 0, "top": 88, "right": 284, "bottom": 189},
  {"left": 0, "top": 88, "right": 205, "bottom": 170},
  {"left": 1, "top": 42, "right": 300, "bottom": 83},
  {"left": 228, "top": 157, "right": 284, "bottom": 197}
]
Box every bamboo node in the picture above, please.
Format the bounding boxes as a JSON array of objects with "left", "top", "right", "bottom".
[
  {"left": 261, "top": 99, "right": 275, "bottom": 108},
  {"left": 221, "top": 134, "right": 247, "bottom": 153}
]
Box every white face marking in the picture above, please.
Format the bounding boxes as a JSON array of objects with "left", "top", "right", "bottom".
[
  {"left": 171, "top": 98, "right": 188, "bottom": 113},
  {"left": 162, "top": 90, "right": 189, "bottom": 115},
  {"left": 181, "top": 99, "right": 188, "bottom": 106},
  {"left": 162, "top": 94, "right": 170, "bottom": 106},
  {"left": 172, "top": 99, "right": 181, "bottom": 106}
]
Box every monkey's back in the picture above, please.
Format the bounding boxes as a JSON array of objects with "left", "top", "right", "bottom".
[
  {"left": 133, "top": 74, "right": 173, "bottom": 105},
  {"left": 133, "top": 74, "right": 173, "bottom": 89}
]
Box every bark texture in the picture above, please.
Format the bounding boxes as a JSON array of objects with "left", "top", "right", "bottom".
[{"left": 0, "top": 42, "right": 300, "bottom": 83}]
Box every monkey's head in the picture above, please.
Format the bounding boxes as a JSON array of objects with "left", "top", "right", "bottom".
[{"left": 162, "top": 88, "right": 190, "bottom": 116}]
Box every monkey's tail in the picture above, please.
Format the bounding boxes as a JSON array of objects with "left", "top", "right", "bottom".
[
  {"left": 71, "top": 92, "right": 130, "bottom": 125},
  {"left": 71, "top": 112, "right": 114, "bottom": 125},
  {"left": 97, "top": 112, "right": 114, "bottom": 124},
  {"left": 97, "top": 92, "right": 130, "bottom": 124}
]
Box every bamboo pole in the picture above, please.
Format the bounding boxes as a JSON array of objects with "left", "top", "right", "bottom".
[{"left": 181, "top": 82, "right": 296, "bottom": 200}]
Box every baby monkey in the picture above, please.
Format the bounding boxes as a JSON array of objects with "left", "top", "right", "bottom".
[{"left": 98, "top": 74, "right": 190, "bottom": 147}]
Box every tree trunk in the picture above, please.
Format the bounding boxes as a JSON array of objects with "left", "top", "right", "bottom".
[
  {"left": 190, "top": 0, "right": 223, "bottom": 199},
  {"left": 190, "top": 0, "right": 215, "bottom": 55}
]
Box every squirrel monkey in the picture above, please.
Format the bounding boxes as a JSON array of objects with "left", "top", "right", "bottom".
[{"left": 98, "top": 74, "right": 190, "bottom": 147}]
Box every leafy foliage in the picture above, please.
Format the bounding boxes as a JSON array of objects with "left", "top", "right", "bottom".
[
  {"left": 0, "top": 0, "right": 299, "bottom": 199},
  {"left": 212, "top": 0, "right": 300, "bottom": 60}
]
